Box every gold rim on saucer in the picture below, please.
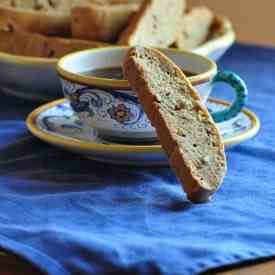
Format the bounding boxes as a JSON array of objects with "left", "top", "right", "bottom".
[{"left": 26, "top": 98, "right": 260, "bottom": 154}]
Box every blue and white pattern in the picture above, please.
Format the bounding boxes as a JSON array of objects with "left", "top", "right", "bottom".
[
  {"left": 61, "top": 78, "right": 154, "bottom": 138},
  {"left": 61, "top": 79, "right": 84, "bottom": 96}
]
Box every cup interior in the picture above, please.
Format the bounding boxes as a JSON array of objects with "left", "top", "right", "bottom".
[{"left": 57, "top": 47, "right": 217, "bottom": 88}]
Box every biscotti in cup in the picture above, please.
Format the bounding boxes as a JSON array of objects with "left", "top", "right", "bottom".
[
  {"left": 56, "top": 46, "right": 220, "bottom": 143},
  {"left": 57, "top": 45, "right": 247, "bottom": 146}
]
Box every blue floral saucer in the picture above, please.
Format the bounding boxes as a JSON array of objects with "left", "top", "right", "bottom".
[{"left": 26, "top": 98, "right": 260, "bottom": 166}]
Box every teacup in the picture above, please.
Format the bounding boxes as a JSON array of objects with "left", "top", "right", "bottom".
[{"left": 57, "top": 47, "right": 247, "bottom": 143}]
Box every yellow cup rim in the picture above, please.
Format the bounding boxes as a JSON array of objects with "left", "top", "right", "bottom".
[{"left": 56, "top": 46, "right": 218, "bottom": 90}]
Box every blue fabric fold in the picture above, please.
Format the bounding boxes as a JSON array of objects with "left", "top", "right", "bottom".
[{"left": 0, "top": 43, "right": 274, "bottom": 275}]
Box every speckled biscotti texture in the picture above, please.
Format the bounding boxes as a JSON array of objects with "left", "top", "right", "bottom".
[
  {"left": 85, "top": 0, "right": 140, "bottom": 4},
  {"left": 118, "top": 0, "right": 185, "bottom": 47},
  {"left": 175, "top": 6, "right": 214, "bottom": 49},
  {"left": 71, "top": 0, "right": 140, "bottom": 42},
  {"left": 123, "top": 47, "right": 227, "bottom": 203},
  {"left": 0, "top": 29, "right": 109, "bottom": 58},
  {"left": 0, "top": 0, "right": 73, "bottom": 36}
]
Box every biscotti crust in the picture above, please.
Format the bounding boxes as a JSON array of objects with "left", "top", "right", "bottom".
[
  {"left": 123, "top": 47, "right": 227, "bottom": 203},
  {"left": 0, "top": 1, "right": 72, "bottom": 36},
  {"left": 0, "top": 29, "right": 109, "bottom": 58},
  {"left": 118, "top": 0, "right": 151, "bottom": 45},
  {"left": 119, "top": 0, "right": 185, "bottom": 47},
  {"left": 71, "top": 1, "right": 140, "bottom": 42}
]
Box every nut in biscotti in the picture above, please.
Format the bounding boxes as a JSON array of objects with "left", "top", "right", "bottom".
[{"left": 123, "top": 47, "right": 227, "bottom": 203}]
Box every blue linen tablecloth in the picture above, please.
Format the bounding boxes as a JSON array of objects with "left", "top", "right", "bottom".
[{"left": 0, "top": 43, "right": 275, "bottom": 275}]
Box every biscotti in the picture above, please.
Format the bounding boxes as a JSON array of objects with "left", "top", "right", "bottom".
[
  {"left": 71, "top": 0, "right": 140, "bottom": 42},
  {"left": 175, "top": 6, "right": 214, "bottom": 49},
  {"left": 0, "top": 29, "right": 109, "bottom": 58},
  {"left": 119, "top": 0, "right": 185, "bottom": 47},
  {"left": 0, "top": 0, "right": 73, "bottom": 36},
  {"left": 85, "top": 0, "right": 139, "bottom": 4},
  {"left": 123, "top": 47, "right": 227, "bottom": 203}
]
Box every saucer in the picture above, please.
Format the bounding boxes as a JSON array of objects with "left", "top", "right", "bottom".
[{"left": 26, "top": 98, "right": 260, "bottom": 166}]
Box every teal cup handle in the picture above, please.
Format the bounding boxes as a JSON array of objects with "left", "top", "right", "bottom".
[{"left": 210, "top": 71, "right": 248, "bottom": 123}]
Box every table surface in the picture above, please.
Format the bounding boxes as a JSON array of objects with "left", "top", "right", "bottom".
[
  {"left": 1, "top": 44, "right": 275, "bottom": 275},
  {"left": 0, "top": 255, "right": 275, "bottom": 275}
]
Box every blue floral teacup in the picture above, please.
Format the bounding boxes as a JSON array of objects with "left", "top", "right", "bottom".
[{"left": 57, "top": 47, "right": 247, "bottom": 143}]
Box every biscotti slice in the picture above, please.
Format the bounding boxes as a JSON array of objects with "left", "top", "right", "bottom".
[
  {"left": 118, "top": 0, "right": 185, "bottom": 47},
  {"left": 0, "top": 29, "right": 109, "bottom": 58},
  {"left": 175, "top": 6, "right": 214, "bottom": 49},
  {"left": 0, "top": 0, "right": 73, "bottom": 36},
  {"left": 86, "top": 0, "right": 140, "bottom": 4},
  {"left": 123, "top": 47, "right": 227, "bottom": 203},
  {"left": 71, "top": 0, "right": 140, "bottom": 42}
]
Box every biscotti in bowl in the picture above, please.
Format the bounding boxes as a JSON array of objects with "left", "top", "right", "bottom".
[
  {"left": 0, "top": 0, "right": 73, "bottom": 36},
  {"left": 0, "top": 0, "right": 235, "bottom": 101}
]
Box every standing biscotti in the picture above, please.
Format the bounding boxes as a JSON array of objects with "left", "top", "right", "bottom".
[
  {"left": 0, "top": 0, "right": 73, "bottom": 36},
  {"left": 71, "top": 0, "right": 140, "bottom": 42},
  {"left": 175, "top": 6, "right": 214, "bottom": 49},
  {"left": 119, "top": 0, "right": 185, "bottom": 47},
  {"left": 123, "top": 47, "right": 227, "bottom": 203}
]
